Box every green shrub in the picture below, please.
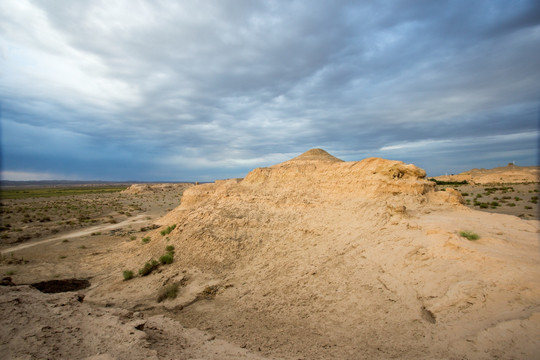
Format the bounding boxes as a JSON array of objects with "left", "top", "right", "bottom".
[
  {"left": 479, "top": 203, "right": 488, "bottom": 209},
  {"left": 5, "top": 270, "right": 15, "bottom": 275},
  {"left": 157, "top": 283, "right": 178, "bottom": 302},
  {"left": 459, "top": 231, "right": 480, "bottom": 241},
  {"left": 160, "top": 224, "right": 176, "bottom": 236},
  {"left": 490, "top": 201, "right": 499, "bottom": 207},
  {"left": 159, "top": 253, "right": 174, "bottom": 265},
  {"left": 165, "top": 245, "right": 175, "bottom": 253},
  {"left": 129, "top": 235, "right": 136, "bottom": 241},
  {"left": 514, "top": 197, "right": 521, "bottom": 201},
  {"left": 123, "top": 270, "right": 134, "bottom": 281},
  {"left": 525, "top": 206, "right": 532, "bottom": 210},
  {"left": 139, "top": 259, "right": 159, "bottom": 276},
  {"left": 508, "top": 203, "right": 516, "bottom": 207},
  {"left": 141, "top": 237, "right": 151, "bottom": 244}
]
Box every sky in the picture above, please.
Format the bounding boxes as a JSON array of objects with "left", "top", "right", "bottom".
[{"left": 1, "top": 0, "right": 539, "bottom": 181}]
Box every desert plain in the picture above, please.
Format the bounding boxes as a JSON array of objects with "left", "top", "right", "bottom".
[{"left": 1, "top": 149, "right": 539, "bottom": 359}]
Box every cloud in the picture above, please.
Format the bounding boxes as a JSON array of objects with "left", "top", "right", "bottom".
[
  {"left": 0, "top": 170, "right": 73, "bottom": 181},
  {"left": 1, "top": 0, "right": 539, "bottom": 180}
]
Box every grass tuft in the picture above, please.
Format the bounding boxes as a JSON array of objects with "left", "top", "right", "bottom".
[
  {"left": 123, "top": 270, "right": 134, "bottom": 281},
  {"left": 459, "top": 231, "right": 480, "bottom": 241},
  {"left": 157, "top": 283, "right": 178, "bottom": 302},
  {"left": 160, "top": 224, "right": 176, "bottom": 236},
  {"left": 138, "top": 259, "right": 159, "bottom": 276},
  {"left": 159, "top": 252, "right": 174, "bottom": 265}
]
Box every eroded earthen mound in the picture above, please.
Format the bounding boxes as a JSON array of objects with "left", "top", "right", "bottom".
[
  {"left": 433, "top": 164, "right": 540, "bottom": 184},
  {"left": 276, "top": 148, "right": 344, "bottom": 164},
  {"left": 122, "top": 183, "right": 193, "bottom": 195},
  {"left": 88, "top": 149, "right": 539, "bottom": 360}
]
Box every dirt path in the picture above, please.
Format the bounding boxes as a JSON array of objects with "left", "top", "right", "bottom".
[{"left": 1, "top": 214, "right": 153, "bottom": 255}]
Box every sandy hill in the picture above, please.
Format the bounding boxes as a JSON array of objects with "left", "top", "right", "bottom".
[
  {"left": 433, "top": 164, "right": 539, "bottom": 184},
  {"left": 88, "top": 149, "right": 540, "bottom": 359}
]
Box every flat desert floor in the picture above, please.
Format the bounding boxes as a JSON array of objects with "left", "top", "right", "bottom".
[{"left": 436, "top": 183, "right": 539, "bottom": 220}]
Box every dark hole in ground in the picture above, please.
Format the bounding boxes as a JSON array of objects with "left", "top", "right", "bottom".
[
  {"left": 421, "top": 306, "right": 436, "bottom": 324},
  {"left": 31, "top": 278, "right": 90, "bottom": 293}
]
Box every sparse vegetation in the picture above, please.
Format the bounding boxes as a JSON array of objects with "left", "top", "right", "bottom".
[
  {"left": 165, "top": 245, "right": 175, "bottom": 253},
  {"left": 123, "top": 270, "right": 134, "bottom": 280},
  {"left": 5, "top": 270, "right": 15, "bottom": 275},
  {"left": 160, "top": 224, "right": 176, "bottom": 236},
  {"left": 157, "top": 283, "right": 179, "bottom": 302},
  {"left": 0, "top": 186, "right": 127, "bottom": 199},
  {"left": 200, "top": 285, "right": 220, "bottom": 299},
  {"left": 159, "top": 252, "right": 174, "bottom": 264},
  {"left": 459, "top": 231, "right": 480, "bottom": 241},
  {"left": 139, "top": 259, "right": 159, "bottom": 276},
  {"left": 141, "top": 236, "right": 151, "bottom": 244}
]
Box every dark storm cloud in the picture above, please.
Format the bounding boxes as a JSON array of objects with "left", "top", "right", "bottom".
[{"left": 0, "top": 0, "right": 538, "bottom": 180}]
